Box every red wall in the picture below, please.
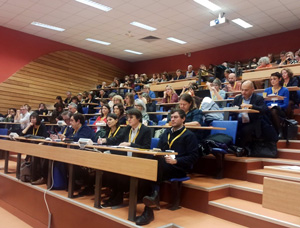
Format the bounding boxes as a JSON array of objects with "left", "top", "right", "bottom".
[
  {"left": 132, "top": 28, "right": 300, "bottom": 74},
  {"left": 0, "top": 26, "right": 131, "bottom": 83}
]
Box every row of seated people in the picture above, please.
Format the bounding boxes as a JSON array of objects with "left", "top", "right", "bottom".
[{"left": 6, "top": 75, "right": 292, "bottom": 225}]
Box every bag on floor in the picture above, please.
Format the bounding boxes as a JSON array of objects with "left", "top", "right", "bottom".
[
  {"left": 20, "top": 161, "right": 32, "bottom": 182},
  {"left": 52, "top": 162, "right": 67, "bottom": 190},
  {"left": 246, "top": 141, "right": 277, "bottom": 158},
  {"left": 282, "top": 119, "right": 298, "bottom": 140}
]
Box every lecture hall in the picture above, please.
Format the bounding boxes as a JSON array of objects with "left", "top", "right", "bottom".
[{"left": 1, "top": 0, "right": 300, "bottom": 227}]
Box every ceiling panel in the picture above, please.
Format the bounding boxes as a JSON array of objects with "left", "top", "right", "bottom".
[{"left": 0, "top": 0, "right": 299, "bottom": 62}]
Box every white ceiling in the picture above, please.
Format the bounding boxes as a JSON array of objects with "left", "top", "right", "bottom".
[{"left": 1, "top": 0, "right": 300, "bottom": 62}]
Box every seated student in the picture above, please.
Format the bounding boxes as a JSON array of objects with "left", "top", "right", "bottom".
[
  {"left": 35, "top": 103, "right": 48, "bottom": 115},
  {"left": 14, "top": 105, "right": 31, "bottom": 134},
  {"left": 279, "top": 51, "right": 298, "bottom": 66},
  {"left": 93, "top": 104, "right": 110, "bottom": 134},
  {"left": 172, "top": 69, "right": 185, "bottom": 80},
  {"left": 21, "top": 112, "right": 48, "bottom": 185},
  {"left": 281, "top": 68, "right": 299, "bottom": 118},
  {"left": 256, "top": 56, "right": 272, "bottom": 69},
  {"left": 97, "top": 108, "right": 151, "bottom": 207},
  {"left": 223, "top": 73, "right": 242, "bottom": 97},
  {"left": 264, "top": 72, "right": 289, "bottom": 137},
  {"left": 124, "top": 92, "right": 135, "bottom": 111},
  {"left": 206, "top": 78, "right": 226, "bottom": 101},
  {"left": 200, "top": 97, "right": 223, "bottom": 126},
  {"left": 54, "top": 96, "right": 65, "bottom": 109},
  {"left": 69, "top": 113, "right": 95, "bottom": 142},
  {"left": 98, "top": 89, "right": 108, "bottom": 99},
  {"left": 85, "top": 92, "right": 98, "bottom": 114},
  {"left": 186, "top": 65, "right": 196, "bottom": 78},
  {"left": 135, "top": 109, "right": 199, "bottom": 226},
  {"left": 180, "top": 83, "right": 201, "bottom": 108},
  {"left": 4, "top": 108, "right": 16, "bottom": 122},
  {"left": 231, "top": 80, "right": 275, "bottom": 147},
  {"left": 112, "top": 95, "right": 124, "bottom": 107},
  {"left": 143, "top": 84, "right": 156, "bottom": 99},
  {"left": 71, "top": 96, "right": 83, "bottom": 114},
  {"left": 50, "top": 111, "right": 74, "bottom": 140},
  {"left": 162, "top": 85, "right": 179, "bottom": 111},
  {"left": 50, "top": 103, "right": 64, "bottom": 124},
  {"left": 68, "top": 102, "right": 79, "bottom": 114},
  {"left": 113, "top": 103, "right": 126, "bottom": 125},
  {"left": 141, "top": 93, "right": 158, "bottom": 124},
  {"left": 134, "top": 99, "right": 150, "bottom": 125},
  {"left": 64, "top": 91, "right": 72, "bottom": 106}
]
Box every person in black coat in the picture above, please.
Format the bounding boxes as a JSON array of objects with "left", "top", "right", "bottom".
[
  {"left": 135, "top": 109, "right": 199, "bottom": 226},
  {"left": 98, "top": 109, "right": 151, "bottom": 207},
  {"left": 231, "top": 80, "right": 276, "bottom": 147}
]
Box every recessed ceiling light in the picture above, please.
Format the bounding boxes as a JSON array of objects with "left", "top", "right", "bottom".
[
  {"left": 31, "top": 22, "right": 65, "bottom": 31},
  {"left": 167, "top": 37, "right": 187, "bottom": 44},
  {"left": 193, "top": 0, "right": 221, "bottom": 11},
  {"left": 75, "top": 0, "right": 112, "bottom": 12},
  {"left": 130, "top": 21, "right": 157, "bottom": 31},
  {"left": 124, "top": 49, "right": 143, "bottom": 55},
  {"left": 86, "top": 38, "right": 111, "bottom": 45},
  {"left": 232, "top": 18, "right": 253, "bottom": 28}
]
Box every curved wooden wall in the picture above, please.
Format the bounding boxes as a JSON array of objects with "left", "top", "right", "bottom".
[{"left": 0, "top": 50, "right": 127, "bottom": 114}]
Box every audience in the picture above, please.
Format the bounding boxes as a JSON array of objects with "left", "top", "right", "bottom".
[
  {"left": 162, "top": 85, "right": 178, "bottom": 111},
  {"left": 113, "top": 103, "right": 126, "bottom": 125},
  {"left": 64, "top": 91, "right": 72, "bottom": 105},
  {"left": 257, "top": 56, "right": 272, "bottom": 69},
  {"left": 186, "top": 65, "right": 196, "bottom": 78}
]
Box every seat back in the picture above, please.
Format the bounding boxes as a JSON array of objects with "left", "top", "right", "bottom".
[
  {"left": 151, "top": 138, "right": 160, "bottom": 149},
  {"left": 158, "top": 120, "right": 167, "bottom": 126},
  {"left": 0, "top": 128, "right": 8, "bottom": 135},
  {"left": 82, "top": 107, "right": 89, "bottom": 114},
  {"left": 211, "top": 120, "right": 238, "bottom": 144}
]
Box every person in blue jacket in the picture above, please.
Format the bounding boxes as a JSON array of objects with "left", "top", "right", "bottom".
[{"left": 264, "top": 72, "right": 289, "bottom": 136}]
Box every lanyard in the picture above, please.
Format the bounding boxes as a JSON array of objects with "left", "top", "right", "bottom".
[
  {"left": 73, "top": 126, "right": 81, "bottom": 135},
  {"left": 108, "top": 126, "right": 120, "bottom": 138},
  {"left": 63, "top": 126, "right": 68, "bottom": 135},
  {"left": 33, "top": 125, "right": 40, "bottom": 136},
  {"left": 128, "top": 124, "right": 141, "bottom": 143},
  {"left": 272, "top": 87, "right": 281, "bottom": 95},
  {"left": 167, "top": 128, "right": 186, "bottom": 149}
]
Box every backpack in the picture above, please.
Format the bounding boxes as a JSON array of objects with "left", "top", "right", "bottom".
[{"left": 20, "top": 161, "right": 32, "bottom": 182}]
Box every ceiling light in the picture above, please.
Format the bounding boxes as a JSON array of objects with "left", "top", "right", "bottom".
[
  {"left": 86, "top": 38, "right": 111, "bottom": 45},
  {"left": 31, "top": 22, "right": 65, "bottom": 31},
  {"left": 124, "top": 49, "right": 143, "bottom": 55},
  {"left": 167, "top": 37, "right": 187, "bottom": 44},
  {"left": 194, "top": 0, "right": 221, "bottom": 11},
  {"left": 75, "top": 0, "right": 112, "bottom": 12},
  {"left": 232, "top": 18, "right": 253, "bottom": 28},
  {"left": 130, "top": 21, "right": 157, "bottom": 31}
]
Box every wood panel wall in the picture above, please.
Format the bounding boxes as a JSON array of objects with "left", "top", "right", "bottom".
[{"left": 0, "top": 50, "right": 127, "bottom": 114}]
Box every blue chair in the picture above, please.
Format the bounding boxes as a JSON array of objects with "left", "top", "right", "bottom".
[
  {"left": 168, "top": 176, "right": 190, "bottom": 210},
  {"left": 82, "top": 107, "right": 89, "bottom": 114},
  {"left": 0, "top": 128, "right": 8, "bottom": 135},
  {"left": 210, "top": 120, "right": 238, "bottom": 179},
  {"left": 150, "top": 138, "right": 159, "bottom": 149},
  {"left": 158, "top": 120, "right": 167, "bottom": 126},
  {"left": 89, "top": 120, "right": 95, "bottom": 125}
]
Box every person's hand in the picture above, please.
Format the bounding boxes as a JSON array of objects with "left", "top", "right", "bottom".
[
  {"left": 163, "top": 91, "right": 167, "bottom": 98},
  {"left": 29, "top": 122, "right": 34, "bottom": 127},
  {"left": 58, "top": 134, "right": 65, "bottom": 140},
  {"left": 241, "top": 103, "right": 253, "bottom": 109},
  {"left": 165, "top": 155, "right": 177, "bottom": 164},
  {"left": 119, "top": 142, "right": 130, "bottom": 147}
]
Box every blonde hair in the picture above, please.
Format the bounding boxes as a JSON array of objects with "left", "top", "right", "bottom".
[
  {"left": 165, "top": 85, "right": 176, "bottom": 94},
  {"left": 112, "top": 95, "right": 124, "bottom": 105}
]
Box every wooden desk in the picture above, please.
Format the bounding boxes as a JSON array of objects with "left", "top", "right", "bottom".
[
  {"left": 39, "top": 115, "right": 52, "bottom": 118},
  {"left": 202, "top": 109, "right": 260, "bottom": 120},
  {"left": 145, "top": 125, "right": 226, "bottom": 130},
  {"left": 242, "top": 63, "right": 300, "bottom": 81},
  {"left": 83, "top": 113, "right": 101, "bottom": 116},
  {"left": 81, "top": 103, "right": 99, "bottom": 106},
  {"left": 264, "top": 95, "right": 285, "bottom": 101},
  {"left": 150, "top": 79, "right": 197, "bottom": 92},
  {"left": 147, "top": 112, "right": 169, "bottom": 115},
  {"left": 0, "top": 137, "right": 164, "bottom": 221},
  {"left": 226, "top": 86, "right": 300, "bottom": 95}
]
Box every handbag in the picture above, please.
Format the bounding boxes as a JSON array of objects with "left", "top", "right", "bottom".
[{"left": 20, "top": 161, "right": 32, "bottom": 182}]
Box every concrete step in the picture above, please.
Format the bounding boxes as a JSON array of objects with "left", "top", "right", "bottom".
[
  {"left": 247, "top": 168, "right": 300, "bottom": 184},
  {"left": 208, "top": 197, "right": 300, "bottom": 228}
]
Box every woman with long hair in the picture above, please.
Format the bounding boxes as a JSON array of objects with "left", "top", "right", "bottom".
[{"left": 113, "top": 103, "right": 126, "bottom": 125}]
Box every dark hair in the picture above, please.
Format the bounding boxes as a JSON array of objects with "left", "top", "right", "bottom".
[
  {"left": 179, "top": 93, "right": 195, "bottom": 111},
  {"left": 55, "top": 103, "right": 64, "bottom": 111},
  {"left": 113, "top": 103, "right": 125, "bottom": 116},
  {"left": 10, "top": 108, "right": 17, "bottom": 113},
  {"left": 270, "top": 72, "right": 283, "bottom": 86},
  {"left": 101, "top": 104, "right": 111, "bottom": 118},
  {"left": 170, "top": 109, "right": 186, "bottom": 119},
  {"left": 189, "top": 83, "right": 198, "bottom": 91},
  {"left": 39, "top": 103, "right": 46, "bottom": 109},
  {"left": 72, "top": 113, "right": 85, "bottom": 125},
  {"left": 125, "top": 93, "right": 134, "bottom": 106},
  {"left": 30, "top": 112, "right": 42, "bottom": 125},
  {"left": 280, "top": 51, "right": 286, "bottom": 56},
  {"left": 224, "top": 69, "right": 231, "bottom": 74},
  {"left": 71, "top": 96, "right": 79, "bottom": 103},
  {"left": 127, "top": 108, "right": 142, "bottom": 123},
  {"left": 99, "top": 98, "right": 108, "bottom": 104},
  {"left": 105, "top": 113, "right": 120, "bottom": 131},
  {"left": 56, "top": 96, "right": 63, "bottom": 104}
]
